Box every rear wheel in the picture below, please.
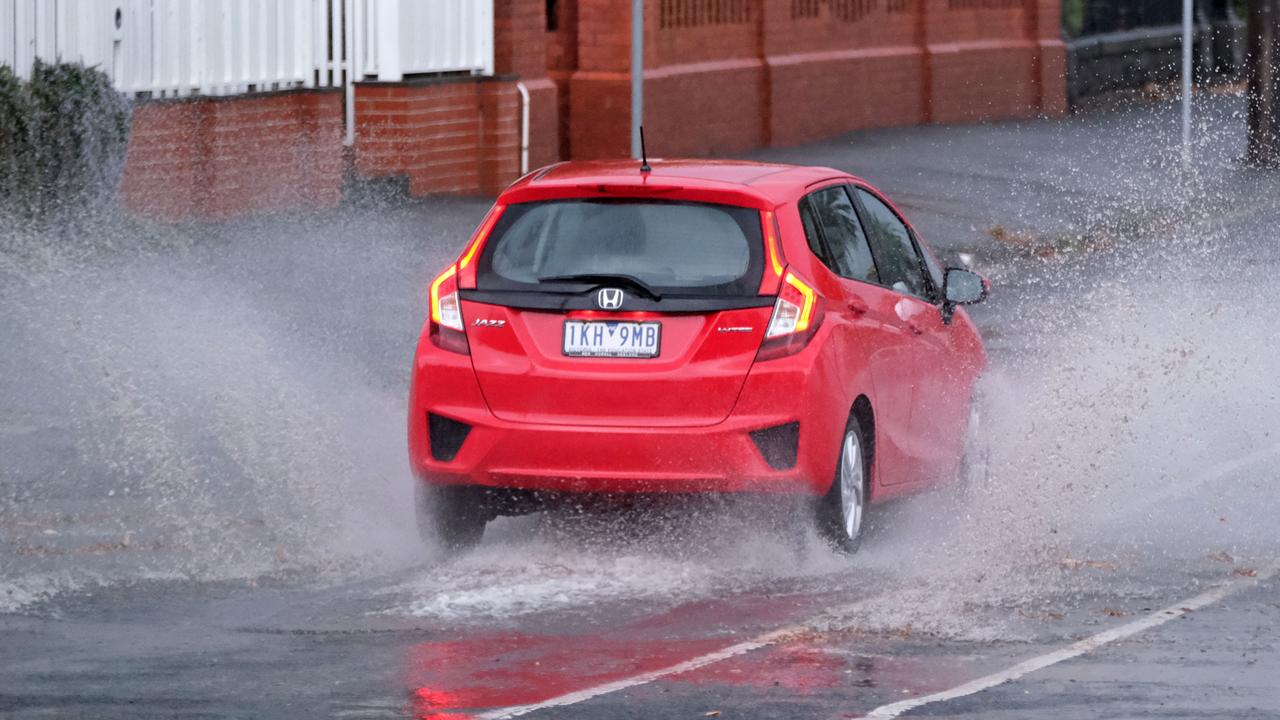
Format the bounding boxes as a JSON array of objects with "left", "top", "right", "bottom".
[
  {"left": 415, "top": 483, "right": 488, "bottom": 553},
  {"left": 816, "top": 418, "right": 868, "bottom": 554}
]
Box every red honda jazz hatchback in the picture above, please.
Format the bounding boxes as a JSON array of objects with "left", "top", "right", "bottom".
[{"left": 408, "top": 159, "right": 988, "bottom": 553}]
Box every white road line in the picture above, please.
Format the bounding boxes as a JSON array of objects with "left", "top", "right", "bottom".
[
  {"left": 474, "top": 625, "right": 808, "bottom": 720},
  {"left": 862, "top": 564, "right": 1276, "bottom": 719},
  {"left": 474, "top": 448, "right": 1280, "bottom": 720}
]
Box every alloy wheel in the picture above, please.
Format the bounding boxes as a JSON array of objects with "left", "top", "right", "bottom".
[{"left": 839, "top": 429, "right": 865, "bottom": 541}]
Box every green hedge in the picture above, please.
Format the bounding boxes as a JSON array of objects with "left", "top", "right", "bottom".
[
  {"left": 0, "top": 65, "right": 35, "bottom": 216},
  {"left": 0, "top": 60, "right": 131, "bottom": 223}
]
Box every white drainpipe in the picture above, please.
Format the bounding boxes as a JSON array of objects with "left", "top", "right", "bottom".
[
  {"left": 344, "top": 76, "right": 356, "bottom": 147},
  {"left": 344, "top": 0, "right": 357, "bottom": 146},
  {"left": 516, "top": 81, "right": 530, "bottom": 175}
]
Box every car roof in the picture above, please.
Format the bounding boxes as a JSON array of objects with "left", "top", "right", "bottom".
[{"left": 500, "top": 159, "right": 857, "bottom": 207}]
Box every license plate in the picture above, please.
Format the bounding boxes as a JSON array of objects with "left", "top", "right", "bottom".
[{"left": 563, "top": 320, "right": 661, "bottom": 358}]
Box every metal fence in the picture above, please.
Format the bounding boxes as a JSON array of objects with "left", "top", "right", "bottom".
[
  {"left": 1062, "top": 0, "right": 1180, "bottom": 38},
  {"left": 0, "top": 0, "right": 494, "bottom": 97},
  {"left": 358, "top": 0, "right": 493, "bottom": 81},
  {"left": 1062, "top": 0, "right": 1240, "bottom": 38}
]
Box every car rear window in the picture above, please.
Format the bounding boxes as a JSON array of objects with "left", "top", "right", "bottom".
[{"left": 476, "top": 199, "right": 763, "bottom": 296}]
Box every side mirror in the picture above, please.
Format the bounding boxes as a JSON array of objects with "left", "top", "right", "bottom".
[
  {"left": 944, "top": 268, "right": 988, "bottom": 305},
  {"left": 942, "top": 268, "right": 988, "bottom": 322}
]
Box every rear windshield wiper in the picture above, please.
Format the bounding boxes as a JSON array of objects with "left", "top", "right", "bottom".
[{"left": 536, "top": 273, "right": 663, "bottom": 300}]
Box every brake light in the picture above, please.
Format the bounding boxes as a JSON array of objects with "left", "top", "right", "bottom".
[
  {"left": 757, "top": 210, "right": 787, "bottom": 294},
  {"left": 764, "top": 211, "right": 785, "bottom": 279},
  {"left": 757, "top": 271, "right": 824, "bottom": 361},
  {"left": 428, "top": 265, "right": 468, "bottom": 354}
]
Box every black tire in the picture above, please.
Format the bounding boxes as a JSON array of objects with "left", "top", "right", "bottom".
[
  {"left": 415, "top": 482, "right": 488, "bottom": 553},
  {"left": 816, "top": 415, "right": 870, "bottom": 555}
]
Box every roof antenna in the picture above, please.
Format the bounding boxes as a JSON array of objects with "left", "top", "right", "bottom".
[{"left": 639, "top": 126, "right": 651, "bottom": 173}]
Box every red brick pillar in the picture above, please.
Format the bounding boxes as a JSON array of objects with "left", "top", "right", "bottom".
[
  {"left": 921, "top": 0, "right": 1047, "bottom": 124},
  {"left": 1030, "top": 0, "right": 1067, "bottom": 116},
  {"left": 485, "top": 0, "right": 560, "bottom": 190},
  {"left": 546, "top": 0, "right": 579, "bottom": 160},
  {"left": 568, "top": 1, "right": 636, "bottom": 159}
]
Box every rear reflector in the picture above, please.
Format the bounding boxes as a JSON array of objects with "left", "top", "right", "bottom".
[
  {"left": 750, "top": 422, "right": 800, "bottom": 470},
  {"left": 430, "top": 265, "right": 463, "bottom": 331},
  {"left": 428, "top": 265, "right": 468, "bottom": 354},
  {"left": 428, "top": 413, "right": 471, "bottom": 461}
]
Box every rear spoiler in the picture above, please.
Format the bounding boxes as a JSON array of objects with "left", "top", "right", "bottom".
[{"left": 498, "top": 183, "right": 772, "bottom": 210}]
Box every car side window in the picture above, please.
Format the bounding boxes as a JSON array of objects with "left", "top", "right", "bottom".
[
  {"left": 919, "top": 243, "right": 945, "bottom": 298},
  {"left": 805, "top": 186, "right": 879, "bottom": 284},
  {"left": 855, "top": 188, "right": 929, "bottom": 299},
  {"left": 797, "top": 198, "right": 833, "bottom": 268}
]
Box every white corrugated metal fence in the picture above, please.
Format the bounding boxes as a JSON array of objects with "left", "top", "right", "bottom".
[
  {"left": 358, "top": 0, "right": 493, "bottom": 82},
  {"left": 0, "top": 0, "right": 494, "bottom": 97}
]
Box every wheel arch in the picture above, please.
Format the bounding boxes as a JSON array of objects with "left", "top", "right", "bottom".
[{"left": 851, "top": 394, "right": 876, "bottom": 500}]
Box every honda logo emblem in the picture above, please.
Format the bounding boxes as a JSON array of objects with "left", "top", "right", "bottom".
[{"left": 596, "top": 288, "right": 624, "bottom": 310}]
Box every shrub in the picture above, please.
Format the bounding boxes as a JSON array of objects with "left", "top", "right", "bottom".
[
  {"left": 0, "top": 60, "right": 131, "bottom": 224},
  {"left": 0, "top": 65, "right": 36, "bottom": 218}
]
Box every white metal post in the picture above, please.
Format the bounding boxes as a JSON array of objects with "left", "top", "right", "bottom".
[
  {"left": 630, "top": 0, "right": 643, "bottom": 160},
  {"left": 516, "top": 80, "right": 530, "bottom": 175},
  {"left": 344, "top": 0, "right": 356, "bottom": 145},
  {"left": 1182, "top": 0, "right": 1193, "bottom": 167}
]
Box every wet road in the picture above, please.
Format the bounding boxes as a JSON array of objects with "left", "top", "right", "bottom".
[{"left": 3, "top": 96, "right": 1280, "bottom": 718}]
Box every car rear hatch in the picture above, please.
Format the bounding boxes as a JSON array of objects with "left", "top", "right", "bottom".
[{"left": 461, "top": 197, "right": 774, "bottom": 428}]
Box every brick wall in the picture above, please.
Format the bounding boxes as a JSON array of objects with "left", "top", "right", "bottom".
[
  {"left": 121, "top": 90, "right": 342, "bottom": 220},
  {"left": 923, "top": 0, "right": 1036, "bottom": 123},
  {"left": 353, "top": 78, "right": 557, "bottom": 197},
  {"left": 764, "top": 0, "right": 924, "bottom": 146},
  {"left": 118, "top": 0, "right": 1065, "bottom": 220},
  {"left": 120, "top": 0, "right": 557, "bottom": 219},
  {"left": 570, "top": 0, "right": 1067, "bottom": 158},
  {"left": 351, "top": 0, "right": 558, "bottom": 197}
]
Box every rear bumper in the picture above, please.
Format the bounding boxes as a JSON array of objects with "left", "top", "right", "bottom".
[
  {"left": 407, "top": 327, "right": 848, "bottom": 496},
  {"left": 413, "top": 409, "right": 815, "bottom": 495}
]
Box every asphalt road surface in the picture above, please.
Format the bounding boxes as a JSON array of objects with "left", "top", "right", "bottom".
[{"left": 2, "top": 96, "right": 1279, "bottom": 719}]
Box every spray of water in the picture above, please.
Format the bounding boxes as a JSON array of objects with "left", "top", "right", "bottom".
[
  {"left": 2, "top": 98, "right": 1277, "bottom": 638},
  {"left": 823, "top": 102, "right": 1280, "bottom": 640},
  {"left": 1, "top": 208, "right": 439, "bottom": 611}
]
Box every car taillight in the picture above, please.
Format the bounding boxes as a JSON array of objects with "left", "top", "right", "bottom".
[
  {"left": 757, "top": 271, "right": 824, "bottom": 361},
  {"left": 758, "top": 210, "right": 786, "bottom": 293},
  {"left": 429, "top": 265, "right": 468, "bottom": 354}
]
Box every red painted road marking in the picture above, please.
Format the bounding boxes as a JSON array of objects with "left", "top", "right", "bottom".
[
  {"left": 407, "top": 632, "right": 731, "bottom": 716},
  {"left": 403, "top": 592, "right": 839, "bottom": 719},
  {"left": 475, "top": 625, "right": 808, "bottom": 720}
]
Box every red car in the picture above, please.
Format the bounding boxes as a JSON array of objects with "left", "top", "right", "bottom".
[{"left": 408, "top": 159, "right": 988, "bottom": 553}]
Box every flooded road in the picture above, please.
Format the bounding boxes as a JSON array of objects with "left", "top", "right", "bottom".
[{"left": 3, "top": 99, "right": 1279, "bottom": 718}]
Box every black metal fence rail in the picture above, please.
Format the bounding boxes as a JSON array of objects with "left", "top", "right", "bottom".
[{"left": 1063, "top": 0, "right": 1241, "bottom": 39}]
